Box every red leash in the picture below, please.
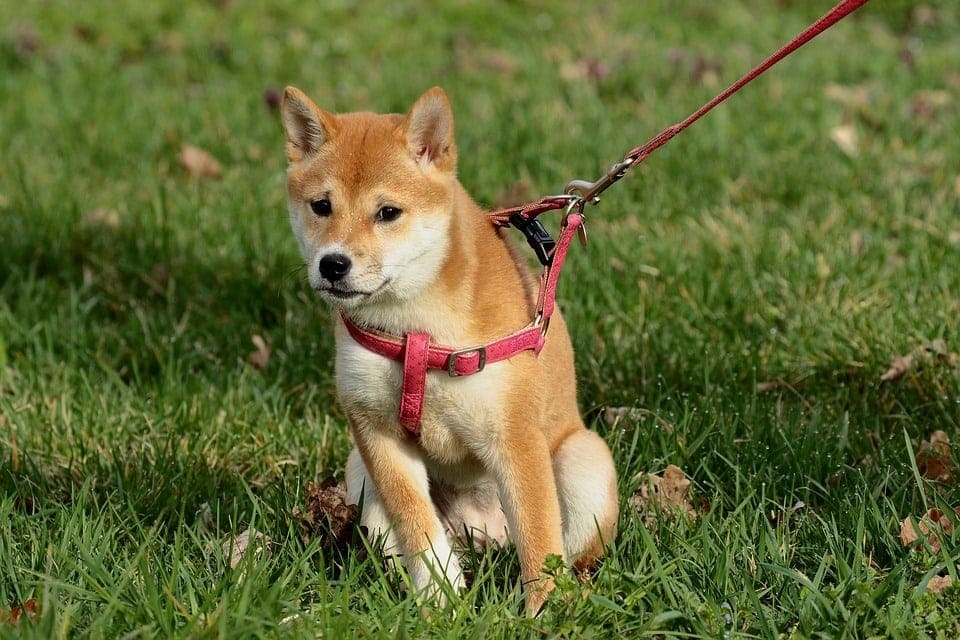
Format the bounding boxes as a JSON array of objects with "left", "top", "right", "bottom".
[
  {"left": 488, "top": 0, "right": 872, "bottom": 226},
  {"left": 344, "top": 0, "right": 871, "bottom": 436}
]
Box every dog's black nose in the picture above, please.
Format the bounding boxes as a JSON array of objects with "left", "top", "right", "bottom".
[{"left": 318, "top": 253, "right": 352, "bottom": 282}]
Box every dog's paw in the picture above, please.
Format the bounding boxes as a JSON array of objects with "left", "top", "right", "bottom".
[{"left": 407, "top": 543, "right": 464, "bottom": 607}]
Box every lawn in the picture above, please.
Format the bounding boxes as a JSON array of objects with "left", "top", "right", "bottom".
[{"left": 1, "top": 0, "right": 959, "bottom": 637}]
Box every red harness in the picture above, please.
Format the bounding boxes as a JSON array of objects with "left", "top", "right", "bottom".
[
  {"left": 338, "top": 0, "right": 871, "bottom": 437},
  {"left": 341, "top": 212, "right": 584, "bottom": 436}
]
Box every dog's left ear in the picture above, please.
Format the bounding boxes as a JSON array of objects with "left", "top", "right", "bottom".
[{"left": 399, "top": 87, "right": 457, "bottom": 173}]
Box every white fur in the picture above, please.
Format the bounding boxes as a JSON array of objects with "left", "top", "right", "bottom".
[{"left": 378, "top": 213, "right": 451, "bottom": 303}]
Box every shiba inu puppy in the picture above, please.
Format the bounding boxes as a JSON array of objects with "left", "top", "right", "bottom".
[{"left": 281, "top": 85, "right": 618, "bottom": 613}]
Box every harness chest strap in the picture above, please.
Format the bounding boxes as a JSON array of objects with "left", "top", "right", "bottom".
[{"left": 340, "top": 211, "right": 584, "bottom": 437}]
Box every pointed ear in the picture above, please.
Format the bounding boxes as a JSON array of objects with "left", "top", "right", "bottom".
[
  {"left": 399, "top": 87, "right": 457, "bottom": 172},
  {"left": 281, "top": 86, "right": 336, "bottom": 162}
]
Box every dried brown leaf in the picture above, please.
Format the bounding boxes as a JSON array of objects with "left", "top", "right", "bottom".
[
  {"left": 630, "top": 465, "right": 697, "bottom": 526},
  {"left": 916, "top": 430, "right": 954, "bottom": 483},
  {"left": 263, "top": 86, "right": 282, "bottom": 111},
  {"left": 560, "top": 57, "right": 612, "bottom": 83},
  {"left": 221, "top": 528, "right": 269, "bottom": 569},
  {"left": 180, "top": 144, "right": 222, "bottom": 180},
  {"left": 910, "top": 90, "right": 952, "bottom": 123},
  {"left": 602, "top": 406, "right": 641, "bottom": 427},
  {"left": 927, "top": 575, "right": 954, "bottom": 594},
  {"left": 1, "top": 598, "right": 37, "bottom": 625},
  {"left": 83, "top": 208, "right": 120, "bottom": 229},
  {"left": 830, "top": 125, "right": 859, "bottom": 157},
  {"left": 824, "top": 82, "right": 873, "bottom": 110},
  {"left": 899, "top": 507, "right": 959, "bottom": 554},
  {"left": 881, "top": 339, "right": 960, "bottom": 382},
  {"left": 690, "top": 56, "right": 722, "bottom": 87},
  {"left": 13, "top": 25, "right": 40, "bottom": 58},
  {"left": 755, "top": 378, "right": 806, "bottom": 393},
  {"left": 248, "top": 335, "right": 270, "bottom": 370},
  {"left": 480, "top": 50, "right": 518, "bottom": 76},
  {"left": 294, "top": 478, "right": 359, "bottom": 549}
]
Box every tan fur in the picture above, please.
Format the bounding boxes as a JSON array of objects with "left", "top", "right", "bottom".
[{"left": 282, "top": 86, "right": 618, "bottom": 614}]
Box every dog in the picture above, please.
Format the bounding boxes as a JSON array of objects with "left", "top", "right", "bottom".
[{"left": 280, "top": 86, "right": 618, "bottom": 613}]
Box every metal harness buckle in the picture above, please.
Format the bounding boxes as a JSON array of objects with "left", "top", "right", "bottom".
[{"left": 446, "top": 346, "right": 487, "bottom": 377}]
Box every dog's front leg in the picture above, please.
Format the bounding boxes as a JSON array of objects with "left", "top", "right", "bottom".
[
  {"left": 350, "top": 421, "right": 463, "bottom": 604},
  {"left": 491, "top": 426, "right": 565, "bottom": 614}
]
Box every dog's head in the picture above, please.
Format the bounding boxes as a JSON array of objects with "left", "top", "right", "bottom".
[{"left": 281, "top": 87, "right": 458, "bottom": 310}]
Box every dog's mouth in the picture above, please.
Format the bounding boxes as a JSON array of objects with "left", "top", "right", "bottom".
[{"left": 317, "top": 279, "right": 390, "bottom": 302}]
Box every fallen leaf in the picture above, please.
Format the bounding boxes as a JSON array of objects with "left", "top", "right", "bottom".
[
  {"left": 294, "top": 478, "right": 359, "bottom": 549},
  {"left": 1, "top": 598, "right": 37, "bottom": 625},
  {"left": 180, "top": 144, "right": 222, "bottom": 180},
  {"left": 830, "top": 124, "right": 859, "bottom": 157},
  {"left": 690, "top": 55, "right": 722, "bottom": 87},
  {"left": 880, "top": 339, "right": 960, "bottom": 382},
  {"left": 560, "top": 57, "right": 612, "bottom": 83},
  {"left": 899, "top": 507, "right": 959, "bottom": 554},
  {"left": 13, "top": 25, "right": 40, "bottom": 58},
  {"left": 602, "top": 406, "right": 641, "bottom": 427},
  {"left": 220, "top": 527, "right": 269, "bottom": 569},
  {"left": 480, "top": 50, "right": 518, "bottom": 76},
  {"left": 248, "top": 335, "right": 270, "bottom": 370},
  {"left": 916, "top": 430, "right": 954, "bottom": 483},
  {"left": 756, "top": 378, "right": 805, "bottom": 393},
  {"left": 849, "top": 230, "right": 866, "bottom": 256},
  {"left": 898, "top": 48, "right": 915, "bottom": 68},
  {"left": 927, "top": 575, "right": 953, "bottom": 594},
  {"left": 83, "top": 208, "right": 120, "bottom": 229},
  {"left": 909, "top": 90, "right": 952, "bottom": 123},
  {"left": 263, "top": 86, "right": 282, "bottom": 111},
  {"left": 629, "top": 465, "right": 697, "bottom": 526},
  {"left": 911, "top": 5, "right": 939, "bottom": 28},
  {"left": 824, "top": 82, "right": 873, "bottom": 110}
]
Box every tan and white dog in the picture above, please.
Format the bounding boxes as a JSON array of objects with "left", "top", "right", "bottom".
[{"left": 281, "top": 86, "right": 618, "bottom": 613}]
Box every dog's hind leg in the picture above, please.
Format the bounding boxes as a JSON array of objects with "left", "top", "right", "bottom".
[{"left": 551, "top": 428, "right": 618, "bottom": 571}]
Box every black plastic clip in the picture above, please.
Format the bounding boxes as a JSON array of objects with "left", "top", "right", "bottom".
[{"left": 509, "top": 213, "right": 556, "bottom": 266}]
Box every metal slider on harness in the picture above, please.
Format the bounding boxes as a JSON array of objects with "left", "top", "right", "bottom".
[
  {"left": 446, "top": 345, "right": 486, "bottom": 376},
  {"left": 509, "top": 213, "right": 556, "bottom": 266}
]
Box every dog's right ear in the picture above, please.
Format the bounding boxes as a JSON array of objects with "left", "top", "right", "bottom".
[{"left": 281, "top": 87, "right": 336, "bottom": 162}]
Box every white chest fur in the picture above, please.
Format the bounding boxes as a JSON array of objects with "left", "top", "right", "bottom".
[{"left": 334, "top": 325, "right": 509, "bottom": 468}]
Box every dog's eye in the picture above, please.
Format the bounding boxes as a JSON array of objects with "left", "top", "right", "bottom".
[
  {"left": 376, "top": 206, "right": 403, "bottom": 223},
  {"left": 310, "top": 198, "right": 332, "bottom": 217}
]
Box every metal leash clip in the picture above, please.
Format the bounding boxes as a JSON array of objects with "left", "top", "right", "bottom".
[
  {"left": 562, "top": 195, "right": 589, "bottom": 248},
  {"left": 562, "top": 158, "right": 634, "bottom": 247},
  {"left": 563, "top": 158, "right": 634, "bottom": 206}
]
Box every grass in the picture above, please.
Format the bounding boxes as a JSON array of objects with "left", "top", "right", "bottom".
[{"left": 1, "top": 0, "right": 959, "bottom": 636}]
